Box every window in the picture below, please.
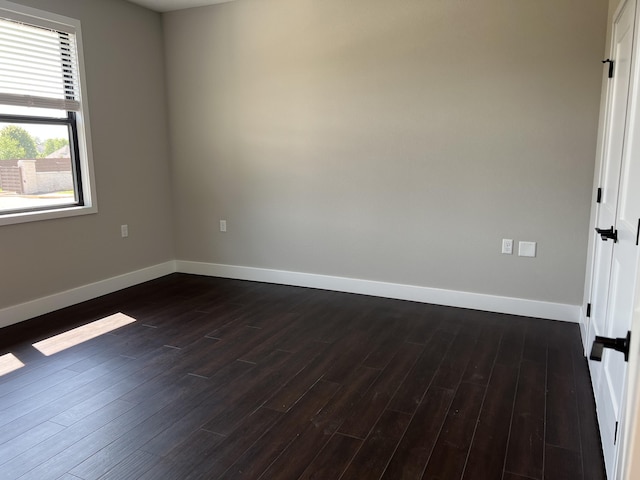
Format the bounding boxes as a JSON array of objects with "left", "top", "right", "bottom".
[{"left": 0, "top": 0, "right": 96, "bottom": 225}]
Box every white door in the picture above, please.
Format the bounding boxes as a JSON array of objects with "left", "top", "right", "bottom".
[
  {"left": 608, "top": 118, "right": 640, "bottom": 479},
  {"left": 618, "top": 235, "right": 640, "bottom": 478},
  {"left": 588, "top": 0, "right": 640, "bottom": 477}
]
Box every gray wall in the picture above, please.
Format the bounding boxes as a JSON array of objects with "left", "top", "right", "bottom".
[
  {"left": 164, "top": 0, "right": 608, "bottom": 305},
  {"left": 0, "top": 0, "right": 174, "bottom": 310}
]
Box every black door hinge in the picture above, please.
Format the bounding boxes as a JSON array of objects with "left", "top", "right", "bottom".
[
  {"left": 586, "top": 303, "right": 591, "bottom": 318},
  {"left": 603, "top": 59, "right": 615, "bottom": 78},
  {"left": 636, "top": 219, "right": 639, "bottom": 246},
  {"left": 615, "top": 421, "right": 619, "bottom": 444},
  {"left": 597, "top": 187, "right": 602, "bottom": 203}
]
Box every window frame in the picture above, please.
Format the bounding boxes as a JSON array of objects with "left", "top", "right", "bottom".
[{"left": 0, "top": 0, "right": 97, "bottom": 226}]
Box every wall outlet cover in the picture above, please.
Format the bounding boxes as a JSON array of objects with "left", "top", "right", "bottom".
[
  {"left": 502, "top": 238, "right": 513, "bottom": 255},
  {"left": 518, "top": 241, "right": 536, "bottom": 257}
]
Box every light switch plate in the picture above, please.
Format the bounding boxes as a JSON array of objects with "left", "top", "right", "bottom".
[{"left": 518, "top": 241, "right": 536, "bottom": 257}]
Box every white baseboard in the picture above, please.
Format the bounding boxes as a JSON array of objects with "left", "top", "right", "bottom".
[
  {"left": 0, "top": 261, "right": 177, "bottom": 329},
  {"left": 177, "top": 260, "right": 581, "bottom": 323},
  {"left": 1, "top": 259, "right": 581, "bottom": 330}
]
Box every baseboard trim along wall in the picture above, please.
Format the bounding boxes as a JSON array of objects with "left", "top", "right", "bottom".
[
  {"left": 0, "top": 259, "right": 581, "bottom": 329},
  {"left": 177, "top": 261, "right": 581, "bottom": 323},
  {"left": 0, "top": 261, "right": 177, "bottom": 329}
]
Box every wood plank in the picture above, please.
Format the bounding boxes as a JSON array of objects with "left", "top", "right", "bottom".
[
  {"left": 431, "top": 331, "right": 480, "bottom": 390},
  {"left": 340, "top": 410, "right": 411, "bottom": 480},
  {"left": 0, "top": 421, "right": 65, "bottom": 468},
  {"left": 238, "top": 315, "right": 310, "bottom": 362},
  {"left": 302, "top": 366, "right": 382, "bottom": 436},
  {"left": 381, "top": 386, "right": 455, "bottom": 479},
  {"left": 321, "top": 327, "right": 386, "bottom": 384},
  {"left": 0, "top": 399, "right": 137, "bottom": 479},
  {"left": 420, "top": 381, "right": 486, "bottom": 479},
  {"left": 462, "top": 363, "right": 519, "bottom": 480},
  {"left": 296, "top": 434, "right": 362, "bottom": 480},
  {"left": 504, "top": 359, "right": 547, "bottom": 479},
  {"left": 502, "top": 474, "right": 538, "bottom": 480},
  {"left": 96, "top": 450, "right": 161, "bottom": 480},
  {"left": 216, "top": 380, "right": 340, "bottom": 479},
  {"left": 164, "top": 429, "right": 225, "bottom": 471},
  {"left": 494, "top": 323, "right": 525, "bottom": 366},
  {"left": 201, "top": 345, "right": 323, "bottom": 436},
  {"left": 138, "top": 359, "right": 257, "bottom": 457},
  {"left": 387, "top": 330, "right": 454, "bottom": 414},
  {"left": 0, "top": 355, "right": 134, "bottom": 428},
  {"left": 189, "top": 408, "right": 283, "bottom": 478},
  {"left": 338, "top": 343, "right": 423, "bottom": 438},
  {"left": 403, "top": 309, "right": 443, "bottom": 345},
  {"left": 33, "top": 374, "right": 210, "bottom": 480},
  {"left": 256, "top": 405, "right": 345, "bottom": 479},
  {"left": 0, "top": 363, "right": 142, "bottom": 445},
  {"left": 189, "top": 326, "right": 281, "bottom": 378},
  {"left": 522, "top": 320, "right": 548, "bottom": 365},
  {"left": 572, "top": 355, "right": 607, "bottom": 480},
  {"left": 461, "top": 324, "right": 502, "bottom": 386},
  {"left": 543, "top": 444, "right": 583, "bottom": 480},
  {"left": 546, "top": 347, "right": 580, "bottom": 451},
  {"left": 262, "top": 342, "right": 336, "bottom": 412},
  {"left": 361, "top": 335, "right": 405, "bottom": 370},
  {"left": 47, "top": 362, "right": 167, "bottom": 427}
]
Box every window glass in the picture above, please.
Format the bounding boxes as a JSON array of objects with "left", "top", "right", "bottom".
[{"left": 0, "top": 119, "right": 76, "bottom": 213}]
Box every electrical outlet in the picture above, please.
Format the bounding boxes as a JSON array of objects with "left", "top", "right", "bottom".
[
  {"left": 121, "top": 224, "right": 128, "bottom": 238},
  {"left": 220, "top": 220, "right": 227, "bottom": 232},
  {"left": 502, "top": 238, "right": 513, "bottom": 255}
]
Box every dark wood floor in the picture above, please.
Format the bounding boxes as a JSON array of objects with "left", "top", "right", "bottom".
[{"left": 0, "top": 273, "right": 605, "bottom": 480}]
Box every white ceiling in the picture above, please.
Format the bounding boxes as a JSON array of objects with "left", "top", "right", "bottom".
[{"left": 126, "top": 0, "right": 235, "bottom": 13}]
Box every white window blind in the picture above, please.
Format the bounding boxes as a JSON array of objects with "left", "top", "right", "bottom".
[{"left": 0, "top": 15, "right": 80, "bottom": 111}]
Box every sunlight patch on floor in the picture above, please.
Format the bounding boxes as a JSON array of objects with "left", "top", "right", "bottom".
[
  {"left": 0, "top": 352, "right": 25, "bottom": 376},
  {"left": 32, "top": 312, "right": 136, "bottom": 356}
]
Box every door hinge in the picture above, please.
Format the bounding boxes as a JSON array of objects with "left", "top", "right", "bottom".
[
  {"left": 603, "top": 59, "right": 615, "bottom": 78},
  {"left": 636, "top": 218, "right": 639, "bottom": 246},
  {"left": 586, "top": 303, "right": 591, "bottom": 318},
  {"left": 615, "top": 421, "right": 619, "bottom": 444},
  {"left": 597, "top": 187, "right": 602, "bottom": 203}
]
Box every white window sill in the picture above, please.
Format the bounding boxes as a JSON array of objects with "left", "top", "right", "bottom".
[{"left": 0, "top": 204, "right": 98, "bottom": 226}]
